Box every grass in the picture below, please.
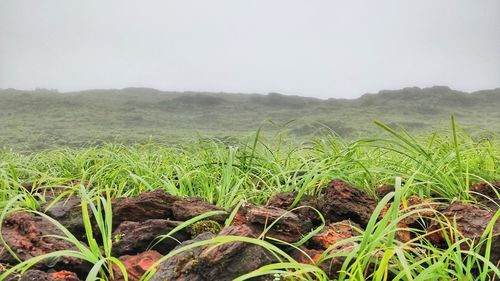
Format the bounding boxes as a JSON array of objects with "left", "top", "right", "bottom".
[
  {"left": 1, "top": 86, "right": 499, "bottom": 151},
  {"left": 0, "top": 120, "right": 498, "bottom": 280}
]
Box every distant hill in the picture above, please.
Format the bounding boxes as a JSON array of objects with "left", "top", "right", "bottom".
[{"left": 0, "top": 86, "right": 499, "bottom": 150}]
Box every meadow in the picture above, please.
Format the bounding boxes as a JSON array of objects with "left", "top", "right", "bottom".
[
  {"left": 1, "top": 86, "right": 499, "bottom": 151},
  {"left": 0, "top": 118, "right": 498, "bottom": 280}
]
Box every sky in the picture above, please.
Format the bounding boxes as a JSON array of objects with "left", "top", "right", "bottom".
[{"left": 0, "top": 0, "right": 499, "bottom": 99}]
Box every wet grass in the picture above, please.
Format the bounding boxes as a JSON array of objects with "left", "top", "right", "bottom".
[{"left": 0, "top": 120, "right": 499, "bottom": 280}]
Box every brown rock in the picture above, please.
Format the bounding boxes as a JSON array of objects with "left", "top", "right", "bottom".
[
  {"left": 113, "top": 251, "right": 162, "bottom": 281},
  {"left": 42, "top": 197, "right": 88, "bottom": 240},
  {"left": 267, "top": 192, "right": 321, "bottom": 224},
  {"left": 112, "top": 219, "right": 190, "bottom": 256},
  {"left": 49, "top": 271, "right": 81, "bottom": 281},
  {"left": 375, "top": 184, "right": 395, "bottom": 199},
  {"left": 112, "top": 190, "right": 226, "bottom": 228},
  {"left": 235, "top": 204, "right": 313, "bottom": 243},
  {"left": 2, "top": 270, "right": 81, "bottom": 281},
  {"left": 150, "top": 225, "right": 276, "bottom": 281},
  {"left": 320, "top": 180, "right": 377, "bottom": 226},
  {"left": 112, "top": 190, "right": 179, "bottom": 227},
  {"left": 310, "top": 220, "right": 360, "bottom": 250},
  {"left": 380, "top": 196, "right": 437, "bottom": 242},
  {"left": 427, "top": 201, "right": 499, "bottom": 264},
  {"left": 171, "top": 197, "right": 226, "bottom": 223},
  {"left": 470, "top": 181, "right": 500, "bottom": 210},
  {"left": 0, "top": 212, "right": 85, "bottom": 269}
]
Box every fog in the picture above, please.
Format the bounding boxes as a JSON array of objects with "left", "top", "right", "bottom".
[{"left": 0, "top": 0, "right": 499, "bottom": 98}]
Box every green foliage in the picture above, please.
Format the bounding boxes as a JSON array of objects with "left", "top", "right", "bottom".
[
  {"left": 1, "top": 87, "right": 499, "bottom": 151},
  {"left": 0, "top": 122, "right": 498, "bottom": 280}
]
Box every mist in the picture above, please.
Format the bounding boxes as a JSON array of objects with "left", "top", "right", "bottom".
[{"left": 1, "top": 0, "right": 499, "bottom": 98}]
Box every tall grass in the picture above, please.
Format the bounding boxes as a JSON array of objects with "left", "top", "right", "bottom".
[{"left": 0, "top": 123, "right": 498, "bottom": 280}]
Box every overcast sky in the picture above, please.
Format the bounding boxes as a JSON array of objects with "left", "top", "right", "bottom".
[{"left": 0, "top": 1, "right": 499, "bottom": 98}]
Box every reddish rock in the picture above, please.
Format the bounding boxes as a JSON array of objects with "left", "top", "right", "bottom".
[
  {"left": 427, "top": 201, "right": 499, "bottom": 264},
  {"left": 2, "top": 270, "right": 81, "bottom": 281},
  {"left": 42, "top": 197, "right": 88, "bottom": 240},
  {"left": 288, "top": 220, "right": 361, "bottom": 279},
  {"left": 380, "top": 196, "right": 437, "bottom": 242},
  {"left": 310, "top": 220, "right": 360, "bottom": 250},
  {"left": 112, "top": 190, "right": 226, "bottom": 228},
  {"left": 470, "top": 181, "right": 500, "bottom": 210},
  {"left": 150, "top": 225, "right": 276, "bottom": 281},
  {"left": 112, "top": 190, "right": 179, "bottom": 227},
  {"left": 375, "top": 184, "right": 395, "bottom": 199},
  {"left": 171, "top": 197, "right": 226, "bottom": 223},
  {"left": 49, "top": 271, "right": 81, "bottom": 281},
  {"left": 234, "top": 204, "right": 313, "bottom": 243},
  {"left": 113, "top": 251, "right": 162, "bottom": 281},
  {"left": 320, "top": 180, "right": 377, "bottom": 226},
  {"left": 267, "top": 192, "right": 321, "bottom": 224},
  {"left": 112, "top": 219, "right": 190, "bottom": 256},
  {"left": 0, "top": 212, "right": 85, "bottom": 269}
]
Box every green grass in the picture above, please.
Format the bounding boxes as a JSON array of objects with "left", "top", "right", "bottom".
[
  {"left": 1, "top": 86, "right": 499, "bottom": 151},
  {"left": 0, "top": 121, "right": 499, "bottom": 280}
]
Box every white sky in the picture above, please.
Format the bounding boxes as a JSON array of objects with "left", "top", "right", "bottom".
[{"left": 0, "top": 0, "right": 499, "bottom": 98}]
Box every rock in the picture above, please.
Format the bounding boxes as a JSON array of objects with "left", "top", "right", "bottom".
[
  {"left": 267, "top": 192, "right": 321, "bottom": 224},
  {"left": 309, "top": 220, "right": 360, "bottom": 250},
  {"left": 149, "top": 232, "right": 216, "bottom": 281},
  {"left": 113, "top": 251, "right": 162, "bottom": 281},
  {"left": 170, "top": 197, "right": 226, "bottom": 223},
  {"left": 112, "top": 190, "right": 179, "bottom": 227},
  {"left": 234, "top": 204, "right": 313, "bottom": 243},
  {"left": 470, "top": 181, "right": 500, "bottom": 210},
  {"left": 375, "top": 184, "right": 395, "bottom": 199},
  {"left": 3, "top": 270, "right": 81, "bottom": 281},
  {"left": 0, "top": 212, "right": 85, "bottom": 270},
  {"left": 289, "top": 247, "right": 348, "bottom": 279},
  {"left": 112, "top": 190, "right": 226, "bottom": 228},
  {"left": 48, "top": 271, "right": 81, "bottom": 281},
  {"left": 320, "top": 180, "right": 377, "bottom": 226},
  {"left": 42, "top": 197, "right": 87, "bottom": 240},
  {"left": 380, "top": 196, "right": 437, "bottom": 242},
  {"left": 150, "top": 225, "right": 277, "bottom": 281},
  {"left": 288, "top": 220, "right": 361, "bottom": 279},
  {"left": 18, "top": 270, "right": 51, "bottom": 281},
  {"left": 427, "top": 201, "right": 499, "bottom": 264},
  {"left": 112, "top": 219, "right": 190, "bottom": 256}
]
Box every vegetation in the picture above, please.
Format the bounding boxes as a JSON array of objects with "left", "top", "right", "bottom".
[
  {"left": 1, "top": 86, "right": 499, "bottom": 151},
  {"left": 0, "top": 120, "right": 498, "bottom": 280}
]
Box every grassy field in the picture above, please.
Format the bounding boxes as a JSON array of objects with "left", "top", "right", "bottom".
[
  {"left": 0, "top": 119, "right": 499, "bottom": 280},
  {"left": 1, "top": 86, "right": 499, "bottom": 151}
]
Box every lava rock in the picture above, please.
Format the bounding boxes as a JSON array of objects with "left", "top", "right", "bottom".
[
  {"left": 42, "top": 197, "right": 87, "bottom": 240},
  {"left": 427, "top": 201, "right": 499, "bottom": 265},
  {"left": 320, "top": 180, "right": 377, "bottom": 226},
  {"left": 112, "top": 190, "right": 179, "bottom": 227},
  {"left": 309, "top": 220, "right": 360, "bottom": 250},
  {"left": 112, "top": 219, "right": 190, "bottom": 256},
  {"left": 235, "top": 204, "right": 313, "bottom": 243},
  {"left": 375, "top": 184, "right": 395, "bottom": 199},
  {"left": 267, "top": 192, "right": 321, "bottom": 224},
  {"left": 170, "top": 197, "right": 226, "bottom": 223},
  {"left": 113, "top": 251, "right": 162, "bottom": 281},
  {"left": 379, "top": 195, "right": 437, "bottom": 242},
  {"left": 470, "top": 181, "right": 500, "bottom": 210},
  {"left": 150, "top": 225, "right": 277, "bottom": 281},
  {"left": 0, "top": 212, "right": 85, "bottom": 270}
]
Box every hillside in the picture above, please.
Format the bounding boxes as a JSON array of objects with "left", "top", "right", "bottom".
[{"left": 0, "top": 86, "right": 499, "bottom": 150}]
